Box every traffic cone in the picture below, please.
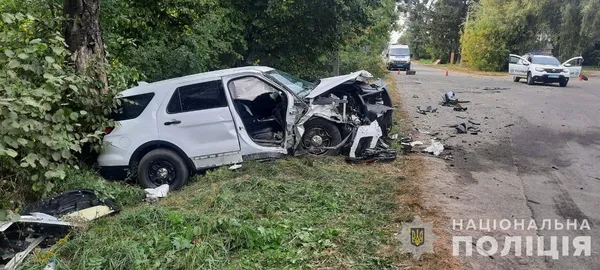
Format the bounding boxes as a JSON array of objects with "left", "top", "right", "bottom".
[
  {"left": 579, "top": 75, "right": 583, "bottom": 81},
  {"left": 397, "top": 69, "right": 400, "bottom": 75},
  {"left": 445, "top": 69, "right": 449, "bottom": 76}
]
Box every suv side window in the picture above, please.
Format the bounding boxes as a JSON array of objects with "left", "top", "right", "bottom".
[
  {"left": 112, "top": 93, "right": 155, "bottom": 121},
  {"left": 167, "top": 80, "right": 227, "bottom": 114}
]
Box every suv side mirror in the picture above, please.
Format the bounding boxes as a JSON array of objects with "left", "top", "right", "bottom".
[
  {"left": 564, "top": 63, "right": 572, "bottom": 67},
  {"left": 523, "top": 62, "right": 530, "bottom": 66},
  {"left": 410, "top": 53, "right": 413, "bottom": 57},
  {"left": 386, "top": 53, "right": 389, "bottom": 58}
]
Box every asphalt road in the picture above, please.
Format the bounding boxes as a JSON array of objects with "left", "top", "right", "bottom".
[{"left": 394, "top": 64, "right": 600, "bottom": 269}]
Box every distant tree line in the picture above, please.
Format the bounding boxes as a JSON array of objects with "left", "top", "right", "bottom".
[{"left": 401, "top": 0, "right": 600, "bottom": 71}]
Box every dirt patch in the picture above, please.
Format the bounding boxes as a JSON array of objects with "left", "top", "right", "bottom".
[{"left": 385, "top": 74, "right": 462, "bottom": 269}]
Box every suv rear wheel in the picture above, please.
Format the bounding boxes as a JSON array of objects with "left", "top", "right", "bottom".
[{"left": 138, "top": 149, "right": 189, "bottom": 190}]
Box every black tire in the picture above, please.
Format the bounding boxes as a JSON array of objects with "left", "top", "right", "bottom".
[
  {"left": 406, "top": 65, "right": 411, "bottom": 71},
  {"left": 301, "top": 118, "right": 342, "bottom": 156},
  {"left": 138, "top": 149, "right": 189, "bottom": 190},
  {"left": 513, "top": 76, "right": 520, "bottom": 82},
  {"left": 526, "top": 72, "right": 535, "bottom": 85},
  {"left": 559, "top": 80, "right": 568, "bottom": 87}
]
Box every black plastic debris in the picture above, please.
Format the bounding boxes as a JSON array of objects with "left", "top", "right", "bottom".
[
  {"left": 21, "top": 190, "right": 120, "bottom": 217},
  {"left": 345, "top": 148, "right": 397, "bottom": 164},
  {"left": 453, "top": 122, "right": 481, "bottom": 134},
  {"left": 453, "top": 104, "right": 467, "bottom": 111},
  {"left": 442, "top": 91, "right": 470, "bottom": 106},
  {"left": 483, "top": 87, "right": 510, "bottom": 91},
  {"left": 416, "top": 105, "right": 438, "bottom": 115},
  {"left": 406, "top": 70, "right": 416, "bottom": 75}
]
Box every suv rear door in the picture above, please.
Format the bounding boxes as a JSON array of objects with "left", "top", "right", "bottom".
[
  {"left": 562, "top": 56, "right": 584, "bottom": 78},
  {"left": 157, "top": 79, "right": 242, "bottom": 169},
  {"left": 509, "top": 54, "right": 530, "bottom": 76}
]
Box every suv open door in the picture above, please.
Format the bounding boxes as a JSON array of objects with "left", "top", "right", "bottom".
[
  {"left": 508, "top": 54, "right": 530, "bottom": 77},
  {"left": 562, "top": 56, "right": 584, "bottom": 78}
]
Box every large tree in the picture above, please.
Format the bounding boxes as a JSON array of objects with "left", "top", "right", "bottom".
[{"left": 64, "top": 0, "right": 108, "bottom": 91}]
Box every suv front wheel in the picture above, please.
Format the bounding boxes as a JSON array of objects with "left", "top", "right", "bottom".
[
  {"left": 527, "top": 72, "right": 535, "bottom": 85},
  {"left": 138, "top": 149, "right": 189, "bottom": 190}
]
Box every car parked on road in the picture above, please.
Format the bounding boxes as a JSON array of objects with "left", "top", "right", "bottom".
[
  {"left": 386, "top": 44, "right": 411, "bottom": 71},
  {"left": 98, "top": 66, "right": 393, "bottom": 189},
  {"left": 508, "top": 53, "right": 583, "bottom": 87}
]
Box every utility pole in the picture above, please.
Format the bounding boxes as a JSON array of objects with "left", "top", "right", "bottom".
[{"left": 332, "top": 50, "right": 340, "bottom": 76}]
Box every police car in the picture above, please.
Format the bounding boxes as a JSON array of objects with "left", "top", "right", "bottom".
[{"left": 509, "top": 53, "right": 583, "bottom": 87}]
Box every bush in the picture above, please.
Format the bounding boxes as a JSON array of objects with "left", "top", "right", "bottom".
[{"left": 0, "top": 13, "right": 118, "bottom": 197}]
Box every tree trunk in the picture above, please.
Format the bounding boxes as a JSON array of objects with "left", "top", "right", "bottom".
[{"left": 64, "top": 0, "right": 108, "bottom": 93}]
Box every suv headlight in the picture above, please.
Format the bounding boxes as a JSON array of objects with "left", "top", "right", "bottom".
[
  {"left": 562, "top": 69, "right": 569, "bottom": 73},
  {"left": 535, "top": 67, "right": 545, "bottom": 72}
]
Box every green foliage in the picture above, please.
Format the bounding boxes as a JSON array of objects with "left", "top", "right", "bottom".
[
  {"left": 23, "top": 157, "right": 405, "bottom": 269},
  {"left": 101, "top": 0, "right": 246, "bottom": 82},
  {"left": 460, "top": 0, "right": 545, "bottom": 71},
  {"left": 339, "top": 0, "right": 398, "bottom": 79},
  {"left": 424, "top": 0, "right": 468, "bottom": 63},
  {"left": 0, "top": 13, "right": 118, "bottom": 195}
]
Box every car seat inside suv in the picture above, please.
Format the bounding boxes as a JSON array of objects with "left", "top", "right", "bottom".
[{"left": 231, "top": 91, "right": 285, "bottom": 146}]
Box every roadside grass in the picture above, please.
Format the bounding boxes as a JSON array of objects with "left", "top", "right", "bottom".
[
  {"left": 22, "top": 74, "right": 460, "bottom": 269},
  {"left": 415, "top": 59, "right": 506, "bottom": 76},
  {"left": 583, "top": 65, "right": 600, "bottom": 71},
  {"left": 24, "top": 157, "right": 414, "bottom": 269}
]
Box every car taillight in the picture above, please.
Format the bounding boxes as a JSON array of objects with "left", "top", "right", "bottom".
[{"left": 104, "top": 127, "right": 114, "bottom": 135}]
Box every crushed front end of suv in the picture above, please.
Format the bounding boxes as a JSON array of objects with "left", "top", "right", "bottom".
[{"left": 98, "top": 66, "right": 394, "bottom": 189}]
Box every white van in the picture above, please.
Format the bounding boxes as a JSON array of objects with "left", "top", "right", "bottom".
[{"left": 386, "top": 44, "right": 411, "bottom": 71}]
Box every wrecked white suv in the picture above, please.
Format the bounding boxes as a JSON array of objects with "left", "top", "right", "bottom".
[{"left": 98, "top": 66, "right": 393, "bottom": 189}]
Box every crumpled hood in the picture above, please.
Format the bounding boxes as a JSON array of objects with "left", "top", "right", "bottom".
[{"left": 305, "top": 70, "right": 373, "bottom": 99}]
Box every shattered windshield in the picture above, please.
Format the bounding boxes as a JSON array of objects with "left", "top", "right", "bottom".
[
  {"left": 532, "top": 56, "right": 561, "bottom": 66},
  {"left": 390, "top": 48, "right": 410, "bottom": 56},
  {"left": 265, "top": 70, "right": 315, "bottom": 97}
]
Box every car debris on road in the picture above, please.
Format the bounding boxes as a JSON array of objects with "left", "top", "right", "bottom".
[
  {"left": 424, "top": 140, "right": 444, "bottom": 156},
  {"left": 452, "top": 122, "right": 481, "bottom": 135},
  {"left": 1, "top": 190, "right": 120, "bottom": 270},
  {"left": 441, "top": 91, "right": 470, "bottom": 106},
  {"left": 416, "top": 105, "right": 438, "bottom": 115}
]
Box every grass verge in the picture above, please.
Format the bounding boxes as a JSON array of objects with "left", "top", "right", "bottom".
[
  {"left": 415, "top": 59, "right": 506, "bottom": 76},
  {"left": 22, "top": 74, "right": 459, "bottom": 270}
]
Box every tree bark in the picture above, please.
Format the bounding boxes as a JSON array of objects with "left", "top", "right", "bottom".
[{"left": 64, "top": 0, "right": 108, "bottom": 93}]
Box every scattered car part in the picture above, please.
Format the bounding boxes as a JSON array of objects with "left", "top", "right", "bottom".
[
  {"left": 349, "top": 121, "right": 383, "bottom": 158},
  {"left": 1, "top": 190, "right": 120, "bottom": 270},
  {"left": 20, "top": 190, "right": 120, "bottom": 217},
  {"left": 228, "top": 164, "right": 242, "bottom": 170},
  {"left": 416, "top": 106, "right": 437, "bottom": 115},
  {"left": 453, "top": 104, "right": 467, "bottom": 111},
  {"left": 424, "top": 140, "right": 444, "bottom": 156},
  {"left": 145, "top": 184, "right": 170, "bottom": 199},
  {"left": 406, "top": 70, "right": 416, "bottom": 75},
  {"left": 3, "top": 236, "right": 46, "bottom": 270},
  {"left": 346, "top": 148, "right": 397, "bottom": 164}
]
